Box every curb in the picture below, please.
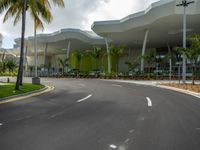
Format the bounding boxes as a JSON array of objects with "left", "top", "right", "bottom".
[
  {"left": 0, "top": 85, "right": 55, "bottom": 105},
  {"left": 101, "top": 79, "right": 200, "bottom": 99},
  {"left": 155, "top": 85, "right": 200, "bottom": 99}
]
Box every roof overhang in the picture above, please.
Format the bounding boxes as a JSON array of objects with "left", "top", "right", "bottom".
[
  {"left": 15, "top": 28, "right": 105, "bottom": 56},
  {"left": 92, "top": 0, "right": 200, "bottom": 48}
]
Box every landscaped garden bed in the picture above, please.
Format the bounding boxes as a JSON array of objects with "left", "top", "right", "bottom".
[
  {"left": 0, "top": 82, "right": 45, "bottom": 99},
  {"left": 161, "top": 83, "right": 200, "bottom": 93}
]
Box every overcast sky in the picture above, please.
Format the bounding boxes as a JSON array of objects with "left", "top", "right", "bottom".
[{"left": 0, "top": 0, "right": 159, "bottom": 48}]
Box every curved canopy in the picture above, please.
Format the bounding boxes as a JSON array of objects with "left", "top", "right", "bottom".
[
  {"left": 92, "top": 0, "right": 200, "bottom": 48},
  {"left": 15, "top": 28, "right": 105, "bottom": 56}
]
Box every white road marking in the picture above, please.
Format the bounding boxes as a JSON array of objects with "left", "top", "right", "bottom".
[
  {"left": 124, "top": 138, "right": 130, "bottom": 143},
  {"left": 112, "top": 84, "right": 122, "bottom": 87},
  {"left": 79, "top": 83, "right": 85, "bottom": 87},
  {"left": 0, "top": 123, "right": 2, "bottom": 126},
  {"left": 109, "top": 144, "right": 117, "bottom": 149},
  {"left": 146, "top": 97, "right": 152, "bottom": 107},
  {"left": 77, "top": 94, "right": 92, "bottom": 103},
  {"left": 129, "top": 129, "right": 134, "bottom": 133}
]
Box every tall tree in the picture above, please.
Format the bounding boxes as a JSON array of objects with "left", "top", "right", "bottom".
[
  {"left": 0, "top": 0, "right": 64, "bottom": 90},
  {"left": 32, "top": 0, "right": 64, "bottom": 80},
  {"left": 58, "top": 58, "right": 69, "bottom": 74},
  {"left": 176, "top": 35, "right": 200, "bottom": 85},
  {"left": 90, "top": 47, "right": 103, "bottom": 70},
  {"left": 73, "top": 50, "right": 84, "bottom": 71},
  {"left": 110, "top": 44, "right": 126, "bottom": 74},
  {"left": 143, "top": 49, "right": 156, "bottom": 79},
  {"left": 6, "top": 58, "right": 18, "bottom": 72}
]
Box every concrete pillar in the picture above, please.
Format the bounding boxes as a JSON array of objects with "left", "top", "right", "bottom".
[
  {"left": 66, "top": 41, "right": 71, "bottom": 72},
  {"left": 182, "top": 6, "right": 187, "bottom": 83},
  {"left": 167, "top": 45, "right": 172, "bottom": 81},
  {"left": 67, "top": 41, "right": 71, "bottom": 59},
  {"left": 141, "top": 29, "right": 149, "bottom": 73},
  {"left": 105, "top": 37, "right": 111, "bottom": 73},
  {"left": 43, "top": 43, "right": 48, "bottom": 66}
]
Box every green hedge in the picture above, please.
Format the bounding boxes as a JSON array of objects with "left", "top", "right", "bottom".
[{"left": 0, "top": 72, "right": 18, "bottom": 76}]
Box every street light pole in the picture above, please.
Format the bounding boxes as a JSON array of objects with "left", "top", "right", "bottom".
[{"left": 176, "top": 0, "right": 194, "bottom": 83}]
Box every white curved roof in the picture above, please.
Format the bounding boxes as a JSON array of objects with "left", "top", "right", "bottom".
[
  {"left": 15, "top": 28, "right": 105, "bottom": 56},
  {"left": 15, "top": 28, "right": 104, "bottom": 45},
  {"left": 92, "top": 0, "right": 200, "bottom": 48}
]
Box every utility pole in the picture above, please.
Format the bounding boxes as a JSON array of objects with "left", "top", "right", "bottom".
[{"left": 176, "top": 0, "right": 194, "bottom": 83}]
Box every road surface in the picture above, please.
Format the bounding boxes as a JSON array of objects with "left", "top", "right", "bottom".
[{"left": 0, "top": 78, "right": 200, "bottom": 150}]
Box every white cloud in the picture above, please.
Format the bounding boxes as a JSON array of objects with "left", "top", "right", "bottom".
[{"left": 0, "top": 0, "right": 159, "bottom": 48}]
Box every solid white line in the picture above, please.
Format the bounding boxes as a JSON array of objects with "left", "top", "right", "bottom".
[
  {"left": 109, "top": 144, "right": 117, "bottom": 149},
  {"left": 112, "top": 84, "right": 122, "bottom": 87},
  {"left": 146, "top": 97, "right": 152, "bottom": 107},
  {"left": 77, "top": 94, "right": 92, "bottom": 103},
  {"left": 124, "top": 138, "right": 130, "bottom": 143}
]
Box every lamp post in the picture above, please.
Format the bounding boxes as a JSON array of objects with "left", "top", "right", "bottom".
[{"left": 176, "top": 0, "right": 194, "bottom": 83}]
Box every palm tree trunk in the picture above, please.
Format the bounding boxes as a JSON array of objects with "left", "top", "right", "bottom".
[
  {"left": 34, "top": 20, "right": 38, "bottom": 78},
  {"left": 192, "top": 66, "right": 195, "bottom": 85},
  {"left": 15, "top": 0, "right": 27, "bottom": 90}
]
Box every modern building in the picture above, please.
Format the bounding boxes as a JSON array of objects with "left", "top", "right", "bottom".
[
  {"left": 13, "top": 0, "right": 200, "bottom": 76},
  {"left": 14, "top": 28, "right": 105, "bottom": 75}
]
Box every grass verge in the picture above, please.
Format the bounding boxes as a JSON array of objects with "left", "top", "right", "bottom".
[
  {"left": 161, "top": 83, "right": 200, "bottom": 93},
  {"left": 0, "top": 82, "right": 45, "bottom": 98}
]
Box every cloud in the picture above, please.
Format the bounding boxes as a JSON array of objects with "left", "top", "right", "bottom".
[{"left": 0, "top": 0, "right": 159, "bottom": 48}]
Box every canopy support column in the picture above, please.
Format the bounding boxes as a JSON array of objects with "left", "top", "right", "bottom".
[
  {"left": 141, "top": 29, "right": 149, "bottom": 73},
  {"left": 67, "top": 41, "right": 71, "bottom": 59},
  {"left": 105, "top": 37, "right": 111, "bottom": 73},
  {"left": 43, "top": 43, "right": 48, "bottom": 66},
  {"left": 66, "top": 41, "right": 71, "bottom": 72},
  {"left": 43, "top": 43, "right": 48, "bottom": 76}
]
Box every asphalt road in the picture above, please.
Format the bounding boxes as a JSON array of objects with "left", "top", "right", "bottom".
[{"left": 0, "top": 78, "right": 200, "bottom": 150}]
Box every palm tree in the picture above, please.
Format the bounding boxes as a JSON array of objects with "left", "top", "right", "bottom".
[
  {"left": 32, "top": 0, "right": 64, "bottom": 79},
  {"left": 6, "top": 58, "right": 18, "bottom": 72},
  {"left": 125, "top": 56, "right": 140, "bottom": 74},
  {"left": 90, "top": 47, "right": 103, "bottom": 70},
  {"left": 58, "top": 58, "right": 69, "bottom": 74},
  {"left": 164, "top": 47, "right": 177, "bottom": 80},
  {"left": 0, "top": 0, "right": 64, "bottom": 90},
  {"left": 176, "top": 35, "right": 200, "bottom": 85},
  {"left": 143, "top": 49, "right": 156, "bottom": 79},
  {"left": 73, "top": 50, "right": 84, "bottom": 71},
  {"left": 110, "top": 44, "right": 126, "bottom": 74}
]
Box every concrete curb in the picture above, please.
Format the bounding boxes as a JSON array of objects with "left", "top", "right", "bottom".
[
  {"left": 101, "top": 79, "right": 200, "bottom": 99},
  {"left": 155, "top": 85, "right": 200, "bottom": 99},
  {"left": 0, "top": 85, "right": 55, "bottom": 105}
]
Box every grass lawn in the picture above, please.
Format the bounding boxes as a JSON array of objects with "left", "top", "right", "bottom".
[
  {"left": 162, "top": 83, "right": 200, "bottom": 93},
  {"left": 0, "top": 82, "right": 45, "bottom": 98}
]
